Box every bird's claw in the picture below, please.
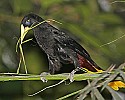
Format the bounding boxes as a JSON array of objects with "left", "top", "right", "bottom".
[
  {"left": 69, "top": 67, "right": 83, "bottom": 82},
  {"left": 40, "top": 72, "right": 50, "bottom": 82},
  {"left": 40, "top": 77, "right": 48, "bottom": 82},
  {"left": 69, "top": 70, "right": 75, "bottom": 82}
]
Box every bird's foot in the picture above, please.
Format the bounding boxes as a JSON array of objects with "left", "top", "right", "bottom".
[
  {"left": 69, "top": 70, "right": 76, "bottom": 82},
  {"left": 69, "top": 67, "right": 87, "bottom": 82},
  {"left": 40, "top": 72, "right": 50, "bottom": 82},
  {"left": 69, "top": 67, "right": 81, "bottom": 82}
]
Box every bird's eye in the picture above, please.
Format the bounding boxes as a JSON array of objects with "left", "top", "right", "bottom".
[{"left": 25, "top": 19, "right": 31, "bottom": 26}]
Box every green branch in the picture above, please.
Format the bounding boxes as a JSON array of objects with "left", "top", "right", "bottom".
[{"left": 0, "top": 73, "right": 103, "bottom": 82}]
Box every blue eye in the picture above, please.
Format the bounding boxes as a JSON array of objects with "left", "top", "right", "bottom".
[{"left": 25, "top": 20, "right": 31, "bottom": 26}]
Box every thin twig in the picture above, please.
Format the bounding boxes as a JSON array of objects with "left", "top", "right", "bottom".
[
  {"left": 111, "top": 1, "right": 125, "bottom": 4},
  {"left": 100, "top": 34, "right": 125, "bottom": 47},
  {"left": 28, "top": 79, "right": 66, "bottom": 96}
]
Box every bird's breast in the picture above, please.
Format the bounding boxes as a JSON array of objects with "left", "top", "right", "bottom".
[{"left": 34, "top": 30, "right": 56, "bottom": 54}]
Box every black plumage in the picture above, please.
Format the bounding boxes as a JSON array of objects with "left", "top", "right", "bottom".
[{"left": 21, "top": 13, "right": 102, "bottom": 74}]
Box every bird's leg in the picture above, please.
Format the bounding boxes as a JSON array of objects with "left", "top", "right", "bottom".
[
  {"left": 69, "top": 67, "right": 88, "bottom": 82},
  {"left": 48, "top": 56, "right": 56, "bottom": 74},
  {"left": 40, "top": 72, "right": 50, "bottom": 82},
  {"left": 40, "top": 55, "right": 57, "bottom": 82},
  {"left": 69, "top": 67, "right": 80, "bottom": 82},
  {"left": 65, "top": 49, "right": 87, "bottom": 82},
  {"left": 64, "top": 50, "right": 80, "bottom": 82},
  {"left": 69, "top": 59, "right": 80, "bottom": 82},
  {"left": 48, "top": 55, "right": 61, "bottom": 74}
]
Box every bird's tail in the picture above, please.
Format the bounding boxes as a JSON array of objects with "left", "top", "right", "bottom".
[{"left": 77, "top": 54, "right": 125, "bottom": 90}]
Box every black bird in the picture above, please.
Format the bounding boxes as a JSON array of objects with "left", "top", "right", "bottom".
[
  {"left": 21, "top": 13, "right": 102, "bottom": 74},
  {"left": 20, "top": 14, "right": 125, "bottom": 90}
]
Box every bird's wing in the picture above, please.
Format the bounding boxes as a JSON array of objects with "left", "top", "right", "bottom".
[{"left": 52, "top": 29, "right": 100, "bottom": 69}]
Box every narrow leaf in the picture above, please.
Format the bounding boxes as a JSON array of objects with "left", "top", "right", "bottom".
[
  {"left": 120, "top": 71, "right": 125, "bottom": 81},
  {"left": 106, "top": 86, "right": 123, "bottom": 100},
  {"left": 94, "top": 88, "right": 105, "bottom": 100}
]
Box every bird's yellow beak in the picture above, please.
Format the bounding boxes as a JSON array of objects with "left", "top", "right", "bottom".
[
  {"left": 21, "top": 24, "right": 25, "bottom": 37},
  {"left": 21, "top": 24, "right": 30, "bottom": 43}
]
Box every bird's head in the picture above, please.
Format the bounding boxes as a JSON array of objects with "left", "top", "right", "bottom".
[{"left": 21, "top": 13, "right": 44, "bottom": 36}]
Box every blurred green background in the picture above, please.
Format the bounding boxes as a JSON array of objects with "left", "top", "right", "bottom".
[{"left": 0, "top": 0, "right": 125, "bottom": 100}]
